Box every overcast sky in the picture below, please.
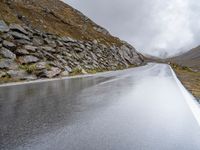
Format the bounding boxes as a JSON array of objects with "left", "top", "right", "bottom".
[{"left": 63, "top": 0, "right": 200, "bottom": 57}]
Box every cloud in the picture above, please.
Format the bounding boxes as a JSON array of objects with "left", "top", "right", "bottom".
[{"left": 63, "top": 0, "right": 200, "bottom": 57}]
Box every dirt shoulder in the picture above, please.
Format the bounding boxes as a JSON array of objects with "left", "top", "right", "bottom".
[{"left": 172, "top": 64, "right": 200, "bottom": 102}]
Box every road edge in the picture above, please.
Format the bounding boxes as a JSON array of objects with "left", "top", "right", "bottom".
[{"left": 170, "top": 66, "right": 200, "bottom": 127}]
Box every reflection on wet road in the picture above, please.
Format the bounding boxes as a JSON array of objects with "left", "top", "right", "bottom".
[{"left": 0, "top": 63, "right": 200, "bottom": 150}]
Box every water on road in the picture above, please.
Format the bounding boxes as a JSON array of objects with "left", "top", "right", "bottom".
[{"left": 0, "top": 63, "right": 200, "bottom": 150}]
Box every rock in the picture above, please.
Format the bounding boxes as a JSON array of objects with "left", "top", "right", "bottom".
[
  {"left": 0, "top": 71, "right": 6, "bottom": 78},
  {"left": 56, "top": 55, "right": 67, "bottom": 64},
  {"left": 24, "top": 45, "right": 37, "bottom": 52},
  {"left": 44, "top": 67, "right": 61, "bottom": 78},
  {"left": 19, "top": 55, "right": 39, "bottom": 64},
  {"left": 0, "top": 20, "right": 9, "bottom": 32},
  {"left": 51, "top": 61, "right": 64, "bottom": 69},
  {"left": 10, "top": 31, "right": 30, "bottom": 41},
  {"left": 90, "top": 52, "right": 97, "bottom": 61},
  {"left": 44, "top": 38, "right": 57, "bottom": 48},
  {"left": 35, "top": 62, "right": 47, "bottom": 70},
  {"left": 9, "top": 24, "right": 28, "bottom": 35},
  {"left": 56, "top": 40, "right": 63, "bottom": 46},
  {"left": 61, "top": 37, "right": 76, "bottom": 43},
  {"left": 74, "top": 47, "right": 83, "bottom": 52},
  {"left": 7, "top": 69, "right": 37, "bottom": 80},
  {"left": 0, "top": 47, "right": 16, "bottom": 59},
  {"left": 42, "top": 51, "right": 56, "bottom": 60},
  {"left": 41, "top": 46, "right": 56, "bottom": 52},
  {"left": 33, "top": 37, "right": 44, "bottom": 46},
  {"left": 16, "top": 49, "right": 29, "bottom": 55},
  {"left": 64, "top": 65, "right": 72, "bottom": 73},
  {"left": 93, "top": 40, "right": 98, "bottom": 45},
  {"left": 0, "top": 59, "right": 18, "bottom": 70},
  {"left": 2, "top": 40, "right": 16, "bottom": 50},
  {"left": 23, "top": 75, "right": 37, "bottom": 81},
  {"left": 81, "top": 68, "right": 87, "bottom": 74},
  {"left": 15, "top": 39, "right": 32, "bottom": 45},
  {"left": 93, "top": 26, "right": 110, "bottom": 35},
  {"left": 61, "top": 71, "right": 69, "bottom": 76},
  {"left": 7, "top": 70, "right": 27, "bottom": 79}
]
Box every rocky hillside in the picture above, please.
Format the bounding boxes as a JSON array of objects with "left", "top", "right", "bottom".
[{"left": 0, "top": 0, "right": 143, "bottom": 83}]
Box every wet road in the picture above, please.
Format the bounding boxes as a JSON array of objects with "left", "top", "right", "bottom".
[{"left": 0, "top": 63, "right": 200, "bottom": 150}]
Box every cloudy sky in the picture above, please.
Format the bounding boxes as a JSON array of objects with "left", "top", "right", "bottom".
[{"left": 63, "top": 0, "right": 200, "bottom": 57}]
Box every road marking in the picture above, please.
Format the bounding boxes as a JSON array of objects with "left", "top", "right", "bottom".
[{"left": 170, "top": 66, "right": 200, "bottom": 127}]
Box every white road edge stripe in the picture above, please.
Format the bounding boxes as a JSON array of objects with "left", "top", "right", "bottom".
[{"left": 170, "top": 66, "right": 200, "bottom": 127}]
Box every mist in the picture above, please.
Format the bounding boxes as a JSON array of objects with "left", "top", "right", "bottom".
[{"left": 63, "top": 0, "right": 200, "bottom": 58}]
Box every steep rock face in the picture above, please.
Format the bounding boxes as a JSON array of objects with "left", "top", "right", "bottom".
[{"left": 0, "top": 0, "right": 144, "bottom": 83}]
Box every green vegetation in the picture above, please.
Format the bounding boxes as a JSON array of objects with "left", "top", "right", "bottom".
[
  {"left": 0, "top": 76, "right": 20, "bottom": 84},
  {"left": 19, "top": 64, "right": 37, "bottom": 73},
  {"left": 69, "top": 67, "right": 84, "bottom": 76}
]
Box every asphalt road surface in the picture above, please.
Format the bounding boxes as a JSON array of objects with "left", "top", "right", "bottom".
[{"left": 0, "top": 63, "right": 200, "bottom": 150}]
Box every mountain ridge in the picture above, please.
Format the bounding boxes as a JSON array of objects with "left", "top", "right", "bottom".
[{"left": 168, "top": 45, "right": 200, "bottom": 72}]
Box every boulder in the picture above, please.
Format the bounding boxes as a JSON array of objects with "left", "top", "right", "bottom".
[
  {"left": 33, "top": 37, "right": 44, "bottom": 46},
  {"left": 0, "top": 59, "right": 18, "bottom": 70},
  {"left": 10, "top": 31, "right": 30, "bottom": 41},
  {"left": 44, "top": 67, "right": 61, "bottom": 78},
  {"left": 93, "top": 40, "right": 98, "bottom": 45},
  {"left": 7, "top": 69, "right": 37, "bottom": 80},
  {"left": 90, "top": 52, "right": 97, "bottom": 61},
  {"left": 41, "top": 46, "right": 56, "bottom": 52},
  {"left": 56, "top": 40, "right": 64, "bottom": 46},
  {"left": 61, "top": 37, "right": 76, "bottom": 43},
  {"left": 64, "top": 65, "right": 72, "bottom": 73},
  {"left": 0, "top": 71, "right": 6, "bottom": 78},
  {"left": 16, "top": 49, "right": 29, "bottom": 55},
  {"left": 0, "top": 47, "right": 16, "bottom": 59},
  {"left": 44, "top": 38, "right": 57, "bottom": 48},
  {"left": 7, "top": 70, "right": 27, "bottom": 79},
  {"left": 61, "top": 71, "right": 69, "bottom": 76},
  {"left": 9, "top": 24, "right": 28, "bottom": 35},
  {"left": 42, "top": 51, "right": 56, "bottom": 60},
  {"left": 74, "top": 47, "right": 83, "bottom": 52},
  {"left": 56, "top": 55, "right": 67, "bottom": 64},
  {"left": 35, "top": 62, "right": 47, "bottom": 70},
  {"left": 2, "top": 40, "right": 16, "bottom": 50},
  {"left": 24, "top": 45, "right": 37, "bottom": 52},
  {"left": 19, "top": 55, "right": 39, "bottom": 64},
  {"left": 0, "top": 20, "right": 9, "bottom": 32},
  {"left": 93, "top": 26, "right": 110, "bottom": 35}
]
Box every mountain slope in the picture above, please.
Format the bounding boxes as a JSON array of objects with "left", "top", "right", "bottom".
[
  {"left": 0, "top": 0, "right": 143, "bottom": 84},
  {"left": 0, "top": 0, "right": 124, "bottom": 46},
  {"left": 169, "top": 46, "right": 200, "bottom": 71}
]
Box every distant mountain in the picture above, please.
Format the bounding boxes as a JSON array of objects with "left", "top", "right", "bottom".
[
  {"left": 142, "top": 53, "right": 166, "bottom": 63},
  {"left": 168, "top": 46, "right": 200, "bottom": 71}
]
